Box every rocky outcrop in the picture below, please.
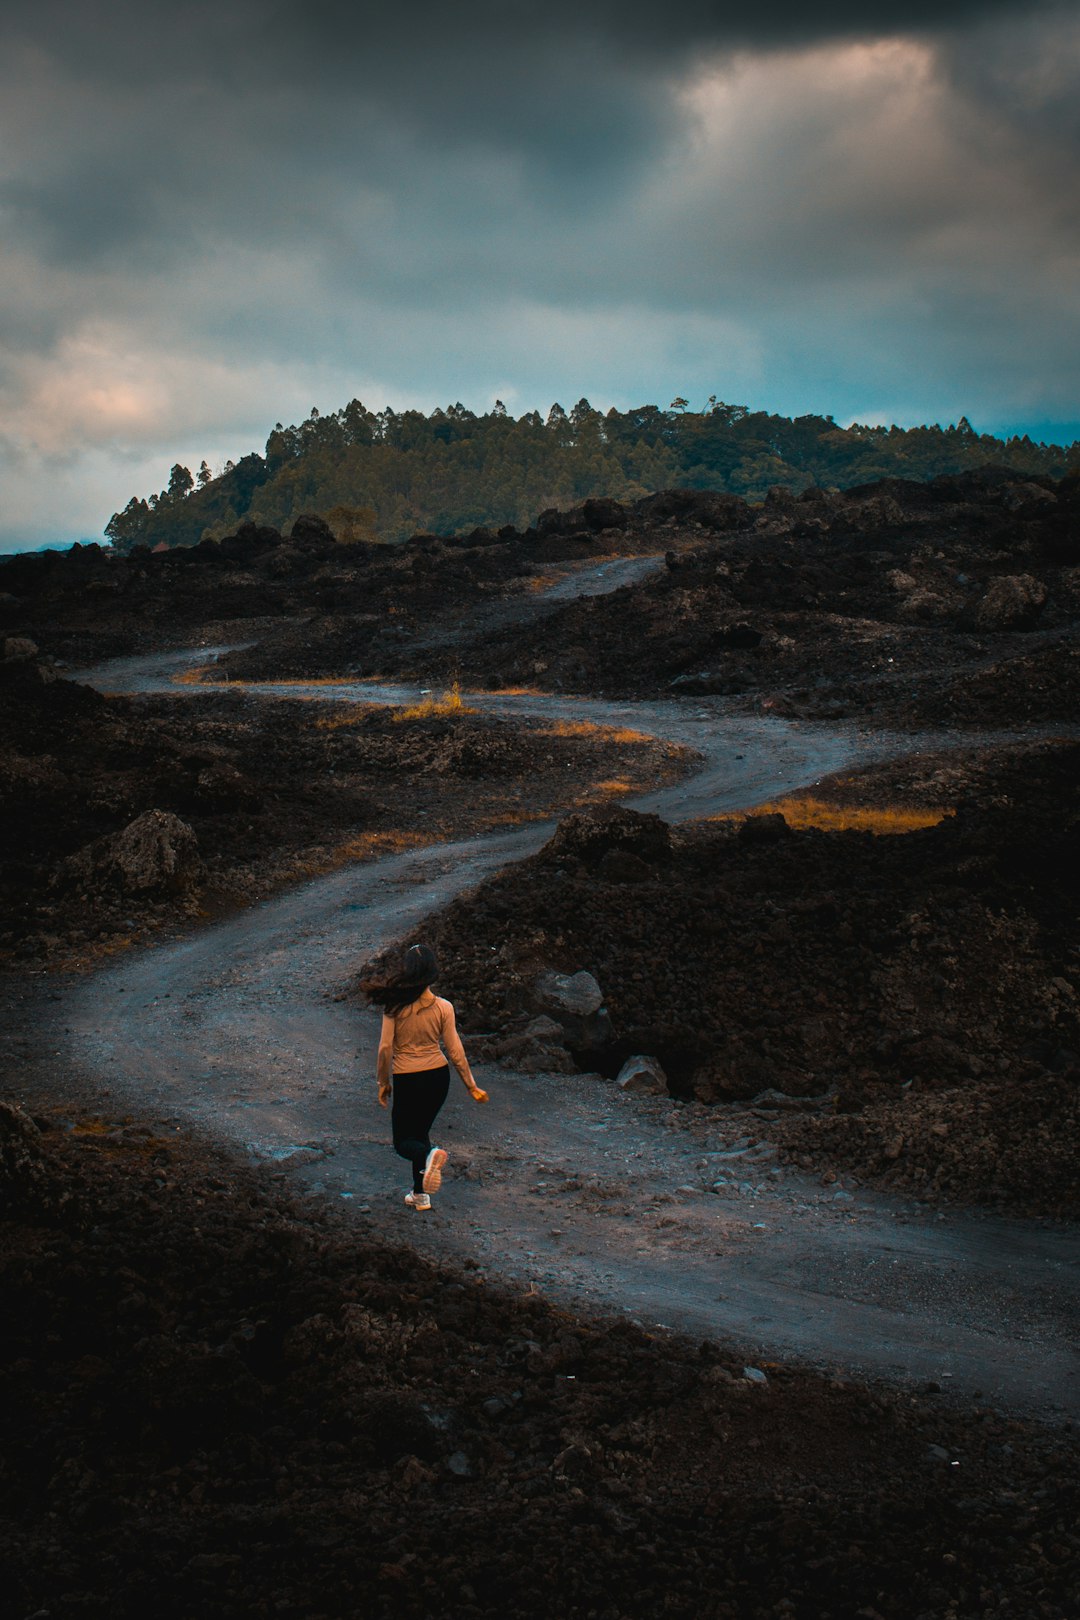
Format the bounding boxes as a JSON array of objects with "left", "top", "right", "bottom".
[
  {"left": 544, "top": 806, "right": 671, "bottom": 873},
  {"left": 3, "top": 635, "right": 40, "bottom": 662},
  {"left": 64, "top": 809, "right": 202, "bottom": 896},
  {"left": 289, "top": 513, "right": 337, "bottom": 550},
  {"left": 974, "top": 574, "right": 1047, "bottom": 631},
  {"left": 615, "top": 1054, "right": 669, "bottom": 1096},
  {"left": 531, "top": 969, "right": 614, "bottom": 1053}
]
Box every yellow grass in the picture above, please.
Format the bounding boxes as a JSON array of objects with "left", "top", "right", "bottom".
[
  {"left": 172, "top": 665, "right": 213, "bottom": 685},
  {"left": 328, "top": 830, "right": 429, "bottom": 864},
  {"left": 477, "top": 684, "right": 546, "bottom": 697},
  {"left": 710, "top": 795, "right": 953, "bottom": 835},
  {"left": 594, "top": 778, "right": 633, "bottom": 796},
  {"left": 393, "top": 680, "right": 477, "bottom": 721},
  {"left": 539, "top": 719, "right": 654, "bottom": 745}
]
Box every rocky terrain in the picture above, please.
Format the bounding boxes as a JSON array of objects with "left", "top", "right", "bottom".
[
  {"left": 2, "top": 1095, "right": 1078, "bottom": 1620},
  {"left": 0, "top": 504, "right": 659, "bottom": 670},
  {"left": 2, "top": 467, "right": 1079, "bottom": 1618},
  {"left": 188, "top": 470, "right": 1079, "bottom": 732},
  {"left": 393, "top": 738, "right": 1079, "bottom": 1217},
  {"left": 0, "top": 651, "right": 685, "bottom": 966}
]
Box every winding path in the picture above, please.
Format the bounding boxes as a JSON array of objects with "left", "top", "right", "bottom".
[{"left": 66, "top": 610, "right": 1080, "bottom": 1420}]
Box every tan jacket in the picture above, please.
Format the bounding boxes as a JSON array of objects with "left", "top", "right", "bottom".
[{"left": 377, "top": 989, "right": 476, "bottom": 1088}]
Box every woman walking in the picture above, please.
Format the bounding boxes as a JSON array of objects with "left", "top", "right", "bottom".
[{"left": 364, "top": 943, "right": 488, "bottom": 1210}]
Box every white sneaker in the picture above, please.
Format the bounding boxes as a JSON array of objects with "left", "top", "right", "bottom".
[
  {"left": 423, "top": 1147, "right": 448, "bottom": 1194},
  {"left": 404, "top": 1191, "right": 431, "bottom": 1211}
]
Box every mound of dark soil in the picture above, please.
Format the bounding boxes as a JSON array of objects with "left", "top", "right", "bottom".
[
  {"left": 0, "top": 661, "right": 686, "bottom": 966},
  {"left": 1, "top": 1095, "right": 1077, "bottom": 1620},
  {"left": 419, "top": 741, "right": 1080, "bottom": 1215}
]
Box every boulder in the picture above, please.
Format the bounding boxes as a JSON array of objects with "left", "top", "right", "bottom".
[
  {"left": 580, "top": 497, "right": 630, "bottom": 531},
  {"left": 522, "top": 1015, "right": 568, "bottom": 1043},
  {"left": 544, "top": 806, "right": 672, "bottom": 870},
  {"left": 289, "top": 513, "right": 337, "bottom": 550},
  {"left": 737, "top": 812, "right": 789, "bottom": 846},
  {"left": 842, "top": 494, "right": 904, "bottom": 530},
  {"left": 615, "top": 1055, "right": 669, "bottom": 1096},
  {"left": 532, "top": 970, "right": 614, "bottom": 1051},
  {"left": 974, "top": 573, "right": 1047, "bottom": 631},
  {"left": 66, "top": 809, "right": 202, "bottom": 896},
  {"left": 3, "top": 635, "right": 39, "bottom": 662},
  {"left": 534, "top": 970, "right": 603, "bottom": 1018},
  {"left": 111, "top": 810, "right": 202, "bottom": 893},
  {"left": 514, "top": 1038, "right": 578, "bottom": 1075}
]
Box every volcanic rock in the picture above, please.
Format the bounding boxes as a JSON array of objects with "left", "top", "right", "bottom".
[
  {"left": 544, "top": 805, "right": 672, "bottom": 871},
  {"left": 615, "top": 1054, "right": 669, "bottom": 1095},
  {"left": 66, "top": 809, "right": 203, "bottom": 896},
  {"left": 974, "top": 573, "right": 1047, "bottom": 631},
  {"left": 532, "top": 969, "right": 613, "bottom": 1051},
  {"left": 289, "top": 512, "right": 337, "bottom": 550},
  {"left": 3, "top": 635, "right": 39, "bottom": 662}
]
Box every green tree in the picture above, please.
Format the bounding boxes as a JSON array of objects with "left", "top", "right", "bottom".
[{"left": 167, "top": 464, "right": 194, "bottom": 502}]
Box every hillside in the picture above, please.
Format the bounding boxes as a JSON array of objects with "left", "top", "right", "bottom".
[{"left": 102, "top": 396, "right": 1080, "bottom": 552}]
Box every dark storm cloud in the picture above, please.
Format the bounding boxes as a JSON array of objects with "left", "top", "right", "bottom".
[{"left": 0, "top": 0, "right": 1076, "bottom": 550}]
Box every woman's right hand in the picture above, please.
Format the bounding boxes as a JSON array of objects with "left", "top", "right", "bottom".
[
  {"left": 378, "top": 1081, "right": 391, "bottom": 1108},
  {"left": 470, "top": 1086, "right": 489, "bottom": 1104}
]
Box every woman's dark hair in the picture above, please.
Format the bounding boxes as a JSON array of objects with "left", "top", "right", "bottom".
[{"left": 362, "top": 942, "right": 438, "bottom": 1014}]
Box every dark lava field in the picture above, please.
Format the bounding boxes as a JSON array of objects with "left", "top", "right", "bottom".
[{"left": 2, "top": 467, "right": 1079, "bottom": 1618}]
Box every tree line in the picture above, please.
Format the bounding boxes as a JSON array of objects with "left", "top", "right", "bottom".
[{"left": 104, "top": 397, "right": 1080, "bottom": 553}]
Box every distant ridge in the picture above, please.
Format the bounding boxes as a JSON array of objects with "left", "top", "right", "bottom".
[{"left": 104, "top": 397, "right": 1080, "bottom": 554}]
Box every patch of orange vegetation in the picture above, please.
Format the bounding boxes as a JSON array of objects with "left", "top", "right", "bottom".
[
  {"left": 330, "top": 830, "right": 428, "bottom": 863},
  {"left": 70, "top": 1118, "right": 116, "bottom": 1137},
  {"left": 539, "top": 719, "right": 653, "bottom": 745},
  {"left": 479, "top": 806, "right": 547, "bottom": 826},
  {"left": 394, "top": 681, "right": 476, "bottom": 721},
  {"left": 711, "top": 795, "right": 953, "bottom": 835},
  {"left": 252, "top": 674, "right": 364, "bottom": 688},
  {"left": 172, "top": 665, "right": 213, "bottom": 685},
  {"left": 477, "top": 685, "right": 546, "bottom": 697},
  {"left": 594, "top": 778, "right": 633, "bottom": 796}
]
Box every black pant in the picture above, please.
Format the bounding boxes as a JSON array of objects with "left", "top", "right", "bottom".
[{"left": 391, "top": 1065, "right": 451, "bottom": 1192}]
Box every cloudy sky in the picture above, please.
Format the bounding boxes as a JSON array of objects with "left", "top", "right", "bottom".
[{"left": 1, "top": 0, "right": 1077, "bottom": 550}]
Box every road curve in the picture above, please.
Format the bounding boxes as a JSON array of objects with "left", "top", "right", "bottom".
[{"left": 63, "top": 645, "right": 1080, "bottom": 1421}]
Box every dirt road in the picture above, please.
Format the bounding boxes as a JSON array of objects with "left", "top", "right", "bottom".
[{"left": 58, "top": 638, "right": 1080, "bottom": 1422}]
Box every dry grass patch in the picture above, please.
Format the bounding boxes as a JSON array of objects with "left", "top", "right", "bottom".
[
  {"left": 394, "top": 681, "right": 476, "bottom": 721},
  {"left": 711, "top": 795, "right": 953, "bottom": 835},
  {"left": 539, "top": 719, "right": 654, "bottom": 745}
]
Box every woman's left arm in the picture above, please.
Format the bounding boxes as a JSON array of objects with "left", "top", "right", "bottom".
[
  {"left": 442, "top": 1002, "right": 488, "bottom": 1102},
  {"left": 376, "top": 1014, "right": 395, "bottom": 1107}
]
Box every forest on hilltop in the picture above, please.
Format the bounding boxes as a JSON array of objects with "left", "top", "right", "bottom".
[{"left": 104, "top": 397, "right": 1080, "bottom": 553}]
